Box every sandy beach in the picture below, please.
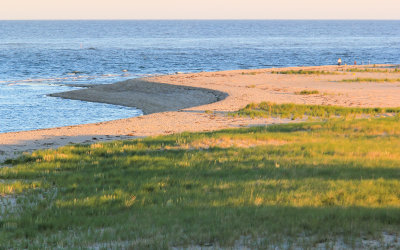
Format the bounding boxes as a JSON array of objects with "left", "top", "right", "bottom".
[{"left": 1, "top": 64, "right": 400, "bottom": 162}]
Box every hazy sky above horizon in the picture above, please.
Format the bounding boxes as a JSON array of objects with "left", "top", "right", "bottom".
[{"left": 1, "top": 0, "right": 399, "bottom": 20}]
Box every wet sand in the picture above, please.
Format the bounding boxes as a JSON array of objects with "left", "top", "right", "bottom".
[
  {"left": 50, "top": 79, "right": 227, "bottom": 115},
  {"left": 1, "top": 65, "right": 400, "bottom": 162}
]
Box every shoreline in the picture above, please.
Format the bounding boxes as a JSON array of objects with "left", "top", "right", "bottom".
[{"left": 2, "top": 64, "right": 400, "bottom": 162}]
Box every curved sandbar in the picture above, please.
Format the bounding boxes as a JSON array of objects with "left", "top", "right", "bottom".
[
  {"left": 1, "top": 65, "right": 400, "bottom": 162},
  {"left": 50, "top": 79, "right": 228, "bottom": 115}
]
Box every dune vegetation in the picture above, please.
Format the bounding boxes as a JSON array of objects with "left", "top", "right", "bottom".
[
  {"left": 294, "top": 90, "right": 320, "bottom": 95},
  {"left": 271, "top": 70, "right": 339, "bottom": 75},
  {"left": 346, "top": 68, "right": 400, "bottom": 73},
  {"left": 232, "top": 102, "right": 400, "bottom": 120},
  {"left": 341, "top": 78, "right": 400, "bottom": 83},
  {"left": 1, "top": 104, "right": 400, "bottom": 248}
]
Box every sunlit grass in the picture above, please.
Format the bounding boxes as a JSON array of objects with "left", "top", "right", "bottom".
[
  {"left": 0, "top": 181, "right": 42, "bottom": 196},
  {"left": 1, "top": 116, "right": 400, "bottom": 248},
  {"left": 341, "top": 78, "right": 400, "bottom": 83},
  {"left": 241, "top": 71, "right": 262, "bottom": 75},
  {"left": 271, "top": 70, "right": 339, "bottom": 75},
  {"left": 295, "top": 90, "right": 320, "bottom": 95},
  {"left": 346, "top": 68, "right": 400, "bottom": 73},
  {"left": 232, "top": 102, "right": 400, "bottom": 119}
]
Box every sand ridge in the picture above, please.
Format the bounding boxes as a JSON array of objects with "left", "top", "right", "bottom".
[{"left": 1, "top": 64, "right": 400, "bottom": 162}]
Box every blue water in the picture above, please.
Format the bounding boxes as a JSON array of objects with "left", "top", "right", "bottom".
[{"left": 1, "top": 20, "right": 400, "bottom": 133}]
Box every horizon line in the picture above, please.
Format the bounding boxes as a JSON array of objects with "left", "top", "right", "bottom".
[
  {"left": 0, "top": 18, "right": 400, "bottom": 22},
  {"left": 1, "top": 18, "right": 400, "bottom": 21}
]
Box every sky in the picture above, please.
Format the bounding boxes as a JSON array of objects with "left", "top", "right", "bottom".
[{"left": 0, "top": 0, "right": 399, "bottom": 20}]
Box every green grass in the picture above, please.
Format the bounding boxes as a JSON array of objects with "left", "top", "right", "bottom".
[
  {"left": 295, "top": 90, "right": 320, "bottom": 95},
  {"left": 232, "top": 102, "right": 400, "bottom": 119},
  {"left": 341, "top": 78, "right": 400, "bottom": 83},
  {"left": 271, "top": 70, "right": 339, "bottom": 75},
  {"left": 346, "top": 68, "right": 400, "bottom": 73},
  {"left": 1, "top": 116, "right": 400, "bottom": 248},
  {"left": 241, "top": 72, "right": 262, "bottom": 75}
]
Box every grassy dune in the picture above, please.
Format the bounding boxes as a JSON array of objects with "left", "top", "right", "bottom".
[
  {"left": 232, "top": 102, "right": 400, "bottom": 119},
  {"left": 1, "top": 106, "right": 400, "bottom": 248}
]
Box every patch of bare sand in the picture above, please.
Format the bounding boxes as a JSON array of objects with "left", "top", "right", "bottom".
[
  {"left": 171, "top": 233, "right": 400, "bottom": 249},
  {"left": 1, "top": 64, "right": 400, "bottom": 162}
]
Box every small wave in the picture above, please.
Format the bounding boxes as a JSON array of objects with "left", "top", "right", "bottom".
[
  {"left": 66, "top": 71, "right": 87, "bottom": 75},
  {"left": 7, "top": 82, "right": 60, "bottom": 86},
  {"left": 102, "top": 74, "right": 120, "bottom": 77},
  {"left": 3, "top": 73, "right": 133, "bottom": 87},
  {"left": 0, "top": 42, "right": 30, "bottom": 47}
]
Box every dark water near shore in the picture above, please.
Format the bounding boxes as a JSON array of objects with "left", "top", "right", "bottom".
[{"left": 1, "top": 20, "right": 399, "bottom": 133}]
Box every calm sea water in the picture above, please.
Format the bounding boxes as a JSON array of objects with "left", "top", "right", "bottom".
[{"left": 1, "top": 20, "right": 399, "bottom": 133}]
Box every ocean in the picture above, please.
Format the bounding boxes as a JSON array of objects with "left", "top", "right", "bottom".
[{"left": 1, "top": 20, "right": 399, "bottom": 133}]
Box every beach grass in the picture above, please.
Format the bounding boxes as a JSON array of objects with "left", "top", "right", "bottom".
[
  {"left": 295, "top": 90, "right": 320, "bottom": 95},
  {"left": 346, "top": 68, "right": 400, "bottom": 73},
  {"left": 271, "top": 70, "right": 339, "bottom": 75},
  {"left": 341, "top": 78, "right": 400, "bottom": 83},
  {"left": 1, "top": 115, "right": 400, "bottom": 248},
  {"left": 241, "top": 72, "right": 263, "bottom": 75},
  {"left": 231, "top": 102, "right": 400, "bottom": 119}
]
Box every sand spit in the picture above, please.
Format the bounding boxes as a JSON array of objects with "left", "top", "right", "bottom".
[
  {"left": 50, "top": 79, "right": 227, "bottom": 115},
  {"left": 1, "top": 64, "right": 400, "bottom": 162}
]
